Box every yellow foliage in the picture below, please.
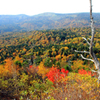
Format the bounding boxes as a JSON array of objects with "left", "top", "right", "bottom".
[
  {"left": 61, "top": 55, "right": 67, "bottom": 61},
  {"left": 14, "top": 56, "right": 23, "bottom": 63},
  {"left": 60, "top": 43, "right": 63, "bottom": 45},
  {"left": 66, "top": 72, "right": 100, "bottom": 95},
  {"left": 71, "top": 60, "right": 88, "bottom": 71},
  {"left": 55, "top": 54, "right": 61, "bottom": 60},
  {"left": 66, "top": 54, "right": 74, "bottom": 60},
  {"left": 58, "top": 47, "right": 68, "bottom": 55},
  {"left": 64, "top": 40, "right": 67, "bottom": 43},
  {"left": 95, "top": 43, "right": 100, "bottom": 48},
  {"left": 64, "top": 47, "right": 68, "bottom": 50},
  {"left": 37, "top": 62, "right": 49, "bottom": 79}
]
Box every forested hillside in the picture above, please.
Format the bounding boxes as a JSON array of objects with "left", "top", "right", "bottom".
[
  {"left": 0, "top": 28, "right": 100, "bottom": 99},
  {"left": 0, "top": 13, "right": 100, "bottom": 33}
]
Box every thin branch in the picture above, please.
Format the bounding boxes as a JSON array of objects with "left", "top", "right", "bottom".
[
  {"left": 75, "top": 50, "right": 89, "bottom": 54},
  {"left": 82, "top": 37, "right": 90, "bottom": 45},
  {"left": 80, "top": 54, "right": 94, "bottom": 62},
  {"left": 91, "top": 70, "right": 97, "bottom": 73}
]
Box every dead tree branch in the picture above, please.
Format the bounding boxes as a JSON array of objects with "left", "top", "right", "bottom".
[
  {"left": 75, "top": 50, "right": 89, "bottom": 54},
  {"left": 80, "top": 54, "right": 94, "bottom": 62},
  {"left": 82, "top": 37, "right": 90, "bottom": 45},
  {"left": 89, "top": 0, "right": 100, "bottom": 70},
  {"left": 75, "top": 0, "right": 100, "bottom": 83}
]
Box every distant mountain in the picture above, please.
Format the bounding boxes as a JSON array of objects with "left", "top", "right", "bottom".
[{"left": 0, "top": 13, "right": 100, "bottom": 34}]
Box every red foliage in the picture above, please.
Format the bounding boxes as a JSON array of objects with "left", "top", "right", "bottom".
[
  {"left": 78, "top": 69, "right": 94, "bottom": 76},
  {"left": 29, "top": 65, "right": 32, "bottom": 68},
  {"left": 46, "top": 67, "right": 69, "bottom": 84},
  {"left": 29, "top": 65, "right": 38, "bottom": 70},
  {"left": 61, "top": 68, "right": 69, "bottom": 78}
]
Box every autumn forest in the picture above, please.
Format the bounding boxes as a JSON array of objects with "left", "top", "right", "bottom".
[{"left": 0, "top": 26, "right": 100, "bottom": 100}]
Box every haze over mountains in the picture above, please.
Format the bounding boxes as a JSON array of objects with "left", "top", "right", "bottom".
[{"left": 0, "top": 13, "right": 100, "bottom": 34}]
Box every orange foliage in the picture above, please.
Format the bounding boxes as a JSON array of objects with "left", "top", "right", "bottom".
[
  {"left": 0, "top": 58, "right": 19, "bottom": 77},
  {"left": 55, "top": 55, "right": 61, "bottom": 60},
  {"left": 13, "top": 52, "right": 16, "bottom": 56}
]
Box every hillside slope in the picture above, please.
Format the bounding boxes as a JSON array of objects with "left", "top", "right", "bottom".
[{"left": 0, "top": 13, "right": 100, "bottom": 33}]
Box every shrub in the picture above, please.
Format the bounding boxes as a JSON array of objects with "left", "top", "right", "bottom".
[{"left": 46, "top": 67, "right": 69, "bottom": 84}]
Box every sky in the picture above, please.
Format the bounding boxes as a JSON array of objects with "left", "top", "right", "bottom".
[{"left": 0, "top": 0, "right": 100, "bottom": 16}]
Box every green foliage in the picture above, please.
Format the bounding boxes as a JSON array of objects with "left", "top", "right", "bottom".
[
  {"left": 52, "top": 58, "right": 56, "bottom": 64},
  {"left": 22, "top": 60, "right": 29, "bottom": 67},
  {"left": 15, "top": 60, "right": 22, "bottom": 67},
  {"left": 35, "top": 56, "right": 42, "bottom": 65},
  {"left": 44, "top": 57, "right": 53, "bottom": 67},
  {"left": 64, "top": 65, "right": 72, "bottom": 72}
]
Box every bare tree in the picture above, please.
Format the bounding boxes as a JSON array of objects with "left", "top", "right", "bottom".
[{"left": 75, "top": 0, "right": 100, "bottom": 83}]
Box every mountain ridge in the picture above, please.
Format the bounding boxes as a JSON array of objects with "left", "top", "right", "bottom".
[{"left": 0, "top": 12, "right": 100, "bottom": 34}]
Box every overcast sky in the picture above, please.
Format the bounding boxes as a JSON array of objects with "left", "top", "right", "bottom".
[{"left": 0, "top": 0, "right": 100, "bottom": 16}]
